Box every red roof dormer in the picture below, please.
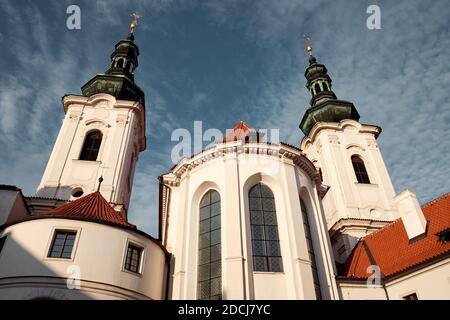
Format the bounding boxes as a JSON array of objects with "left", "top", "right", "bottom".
[{"left": 223, "top": 120, "right": 255, "bottom": 143}]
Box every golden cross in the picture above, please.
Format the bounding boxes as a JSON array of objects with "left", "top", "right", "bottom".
[
  {"left": 130, "top": 12, "right": 142, "bottom": 33},
  {"left": 303, "top": 34, "right": 313, "bottom": 56}
]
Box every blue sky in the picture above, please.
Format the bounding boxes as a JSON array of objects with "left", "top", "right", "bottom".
[{"left": 0, "top": 0, "right": 449, "bottom": 236}]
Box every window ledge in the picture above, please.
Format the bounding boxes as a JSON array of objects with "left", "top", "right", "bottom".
[
  {"left": 354, "top": 182, "right": 378, "bottom": 187},
  {"left": 253, "top": 271, "right": 285, "bottom": 275},
  {"left": 44, "top": 257, "right": 75, "bottom": 262},
  {"left": 72, "top": 159, "right": 101, "bottom": 164},
  {"left": 121, "top": 268, "right": 143, "bottom": 278}
]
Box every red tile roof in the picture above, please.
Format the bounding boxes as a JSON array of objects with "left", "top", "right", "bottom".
[
  {"left": 223, "top": 120, "right": 254, "bottom": 142},
  {"left": 341, "top": 192, "right": 450, "bottom": 279},
  {"left": 47, "top": 192, "right": 135, "bottom": 228}
]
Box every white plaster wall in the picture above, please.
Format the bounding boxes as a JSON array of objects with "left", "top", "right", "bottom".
[
  {"left": 386, "top": 259, "right": 450, "bottom": 300},
  {"left": 36, "top": 94, "right": 145, "bottom": 211},
  {"left": 338, "top": 259, "right": 450, "bottom": 300},
  {"left": 338, "top": 283, "right": 387, "bottom": 300},
  {"left": 164, "top": 142, "right": 338, "bottom": 300},
  {"left": 0, "top": 218, "right": 167, "bottom": 300}
]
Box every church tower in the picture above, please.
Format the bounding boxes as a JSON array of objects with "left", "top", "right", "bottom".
[
  {"left": 299, "top": 38, "right": 399, "bottom": 263},
  {"left": 35, "top": 20, "right": 146, "bottom": 214}
]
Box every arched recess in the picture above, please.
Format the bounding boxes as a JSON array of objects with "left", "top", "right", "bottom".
[
  {"left": 315, "top": 83, "right": 321, "bottom": 94},
  {"left": 242, "top": 173, "right": 285, "bottom": 273},
  {"left": 197, "top": 189, "right": 222, "bottom": 300},
  {"left": 189, "top": 181, "right": 222, "bottom": 300},
  {"left": 351, "top": 154, "right": 371, "bottom": 184},
  {"left": 79, "top": 130, "right": 103, "bottom": 161},
  {"left": 299, "top": 187, "right": 322, "bottom": 299},
  {"left": 248, "top": 183, "right": 283, "bottom": 272}
]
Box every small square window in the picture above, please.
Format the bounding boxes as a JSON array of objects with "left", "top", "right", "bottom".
[
  {"left": 124, "top": 243, "right": 143, "bottom": 274},
  {"left": 48, "top": 231, "right": 77, "bottom": 259}
]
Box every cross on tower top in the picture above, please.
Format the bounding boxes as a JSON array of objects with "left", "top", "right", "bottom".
[
  {"left": 303, "top": 34, "right": 313, "bottom": 57},
  {"left": 130, "top": 12, "right": 142, "bottom": 33}
]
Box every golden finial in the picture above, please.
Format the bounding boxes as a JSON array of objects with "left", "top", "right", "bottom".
[
  {"left": 130, "top": 12, "right": 142, "bottom": 33},
  {"left": 303, "top": 34, "right": 313, "bottom": 57}
]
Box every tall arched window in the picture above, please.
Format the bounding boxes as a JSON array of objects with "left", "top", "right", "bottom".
[
  {"left": 116, "top": 58, "right": 124, "bottom": 68},
  {"left": 322, "top": 82, "right": 329, "bottom": 91},
  {"left": 300, "top": 199, "right": 322, "bottom": 299},
  {"left": 249, "top": 183, "right": 283, "bottom": 272},
  {"left": 79, "top": 131, "right": 102, "bottom": 161},
  {"left": 351, "top": 155, "right": 370, "bottom": 184},
  {"left": 198, "top": 190, "right": 221, "bottom": 300}
]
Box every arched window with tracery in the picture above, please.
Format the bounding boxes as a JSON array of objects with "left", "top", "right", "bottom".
[
  {"left": 198, "top": 190, "right": 222, "bottom": 300},
  {"left": 249, "top": 183, "right": 283, "bottom": 272}
]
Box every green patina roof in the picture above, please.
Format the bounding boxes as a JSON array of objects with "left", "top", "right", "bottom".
[{"left": 299, "top": 99, "right": 360, "bottom": 135}]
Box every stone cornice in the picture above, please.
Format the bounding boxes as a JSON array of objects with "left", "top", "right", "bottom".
[
  {"left": 301, "top": 119, "right": 382, "bottom": 150},
  {"left": 329, "top": 218, "right": 392, "bottom": 239},
  {"left": 162, "top": 141, "right": 322, "bottom": 188}
]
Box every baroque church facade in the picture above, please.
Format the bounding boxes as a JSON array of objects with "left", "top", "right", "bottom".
[{"left": 0, "top": 27, "right": 448, "bottom": 300}]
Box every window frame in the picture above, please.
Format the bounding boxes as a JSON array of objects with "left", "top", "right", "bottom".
[
  {"left": 197, "top": 189, "right": 222, "bottom": 300},
  {"left": 79, "top": 130, "right": 103, "bottom": 161},
  {"left": 351, "top": 155, "right": 371, "bottom": 184},
  {"left": 46, "top": 229, "right": 79, "bottom": 260},
  {"left": 122, "top": 240, "right": 145, "bottom": 276},
  {"left": 248, "top": 183, "right": 284, "bottom": 273}
]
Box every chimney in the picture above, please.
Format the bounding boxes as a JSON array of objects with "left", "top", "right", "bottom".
[{"left": 394, "top": 189, "right": 427, "bottom": 240}]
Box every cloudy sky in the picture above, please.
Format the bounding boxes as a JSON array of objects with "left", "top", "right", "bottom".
[{"left": 0, "top": 0, "right": 449, "bottom": 236}]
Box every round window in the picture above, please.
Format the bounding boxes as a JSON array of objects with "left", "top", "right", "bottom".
[{"left": 71, "top": 188, "right": 84, "bottom": 198}]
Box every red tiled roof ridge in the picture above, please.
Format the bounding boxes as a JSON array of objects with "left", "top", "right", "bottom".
[{"left": 47, "top": 192, "right": 135, "bottom": 228}]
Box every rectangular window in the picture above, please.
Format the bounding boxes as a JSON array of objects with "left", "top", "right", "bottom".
[
  {"left": 124, "top": 244, "right": 143, "bottom": 274},
  {"left": 403, "top": 293, "right": 418, "bottom": 300},
  {"left": 48, "top": 231, "right": 77, "bottom": 259},
  {"left": 0, "top": 236, "right": 6, "bottom": 255}
]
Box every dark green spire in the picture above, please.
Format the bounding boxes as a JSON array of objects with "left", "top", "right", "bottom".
[
  {"left": 299, "top": 53, "right": 359, "bottom": 136},
  {"left": 81, "top": 32, "right": 145, "bottom": 106}
]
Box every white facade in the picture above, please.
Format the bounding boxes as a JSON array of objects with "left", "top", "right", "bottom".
[
  {"left": 301, "top": 120, "right": 400, "bottom": 262},
  {"left": 0, "top": 218, "right": 167, "bottom": 300},
  {"left": 36, "top": 93, "right": 145, "bottom": 212},
  {"left": 161, "top": 140, "right": 339, "bottom": 300}
]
